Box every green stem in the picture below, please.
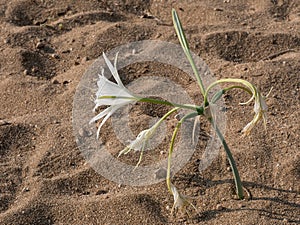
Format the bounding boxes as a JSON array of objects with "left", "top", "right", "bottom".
[
  {"left": 211, "top": 120, "right": 244, "bottom": 199},
  {"left": 155, "top": 107, "right": 180, "bottom": 126},
  {"left": 172, "top": 9, "right": 206, "bottom": 96},
  {"left": 120, "top": 107, "right": 180, "bottom": 159},
  {"left": 166, "top": 112, "right": 199, "bottom": 193},
  {"left": 211, "top": 85, "right": 253, "bottom": 104},
  {"left": 223, "top": 85, "right": 253, "bottom": 95},
  {"left": 99, "top": 95, "right": 199, "bottom": 111},
  {"left": 138, "top": 97, "right": 198, "bottom": 111},
  {"left": 204, "top": 78, "right": 257, "bottom": 104}
]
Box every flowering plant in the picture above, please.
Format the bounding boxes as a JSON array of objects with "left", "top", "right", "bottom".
[{"left": 90, "top": 9, "right": 269, "bottom": 215}]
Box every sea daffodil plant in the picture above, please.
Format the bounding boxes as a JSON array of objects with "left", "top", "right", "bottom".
[{"left": 90, "top": 9, "right": 269, "bottom": 215}]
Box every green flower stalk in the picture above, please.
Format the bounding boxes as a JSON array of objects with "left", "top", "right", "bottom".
[{"left": 166, "top": 112, "right": 199, "bottom": 214}]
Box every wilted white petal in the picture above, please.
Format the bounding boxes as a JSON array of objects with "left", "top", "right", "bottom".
[
  {"left": 170, "top": 183, "right": 196, "bottom": 215},
  {"left": 117, "top": 128, "right": 153, "bottom": 167},
  {"left": 242, "top": 91, "right": 268, "bottom": 136},
  {"left": 171, "top": 184, "right": 185, "bottom": 210},
  {"left": 254, "top": 94, "right": 268, "bottom": 114},
  {"left": 129, "top": 129, "right": 151, "bottom": 151},
  {"left": 119, "top": 127, "right": 156, "bottom": 158},
  {"left": 241, "top": 120, "right": 255, "bottom": 136}
]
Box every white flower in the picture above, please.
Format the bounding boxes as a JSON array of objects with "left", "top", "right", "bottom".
[
  {"left": 90, "top": 52, "right": 137, "bottom": 138},
  {"left": 242, "top": 92, "right": 268, "bottom": 136}
]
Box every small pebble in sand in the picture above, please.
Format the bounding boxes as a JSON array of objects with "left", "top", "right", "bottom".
[
  {"left": 216, "top": 204, "right": 224, "bottom": 210},
  {"left": 0, "top": 119, "right": 11, "bottom": 126},
  {"left": 81, "top": 56, "right": 89, "bottom": 63},
  {"left": 52, "top": 79, "right": 59, "bottom": 84},
  {"left": 23, "top": 69, "right": 29, "bottom": 75},
  {"left": 36, "top": 42, "right": 45, "bottom": 49},
  {"left": 213, "top": 8, "right": 224, "bottom": 12}
]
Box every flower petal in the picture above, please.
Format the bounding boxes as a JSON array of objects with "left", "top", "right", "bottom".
[
  {"left": 241, "top": 120, "right": 254, "bottom": 136},
  {"left": 254, "top": 94, "right": 268, "bottom": 113},
  {"left": 96, "top": 76, "right": 131, "bottom": 97},
  {"left": 90, "top": 106, "right": 112, "bottom": 124},
  {"left": 128, "top": 129, "right": 150, "bottom": 151},
  {"left": 242, "top": 111, "right": 261, "bottom": 136},
  {"left": 94, "top": 76, "right": 135, "bottom": 108},
  {"left": 170, "top": 183, "right": 197, "bottom": 215},
  {"left": 103, "top": 52, "right": 124, "bottom": 88},
  {"left": 95, "top": 105, "right": 120, "bottom": 139}
]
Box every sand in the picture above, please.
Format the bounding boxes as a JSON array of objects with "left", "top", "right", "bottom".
[{"left": 0, "top": 0, "right": 299, "bottom": 224}]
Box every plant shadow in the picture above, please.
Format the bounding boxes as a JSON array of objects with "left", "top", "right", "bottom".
[{"left": 174, "top": 174, "right": 300, "bottom": 224}]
